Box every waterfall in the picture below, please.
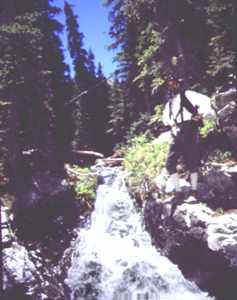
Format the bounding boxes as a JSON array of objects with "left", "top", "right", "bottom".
[{"left": 65, "top": 167, "right": 214, "bottom": 300}]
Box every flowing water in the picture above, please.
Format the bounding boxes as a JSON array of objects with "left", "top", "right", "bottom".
[{"left": 65, "top": 167, "right": 214, "bottom": 300}]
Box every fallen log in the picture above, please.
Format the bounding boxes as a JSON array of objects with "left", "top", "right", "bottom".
[
  {"left": 73, "top": 150, "right": 104, "bottom": 158},
  {"left": 65, "top": 165, "right": 97, "bottom": 177}
]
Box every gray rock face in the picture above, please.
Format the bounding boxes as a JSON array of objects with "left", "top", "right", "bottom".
[
  {"left": 171, "top": 203, "right": 237, "bottom": 268},
  {"left": 13, "top": 170, "right": 78, "bottom": 242},
  {"left": 147, "top": 89, "right": 237, "bottom": 299},
  {"left": 212, "top": 89, "right": 237, "bottom": 158},
  {"left": 145, "top": 163, "right": 237, "bottom": 300},
  {"left": 206, "top": 213, "right": 237, "bottom": 267},
  {"left": 212, "top": 88, "right": 237, "bottom": 112},
  {"left": 200, "top": 168, "right": 237, "bottom": 210},
  {"left": 3, "top": 242, "right": 36, "bottom": 290}
]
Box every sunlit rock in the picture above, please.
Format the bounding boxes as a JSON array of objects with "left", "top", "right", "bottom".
[{"left": 144, "top": 187, "right": 237, "bottom": 300}]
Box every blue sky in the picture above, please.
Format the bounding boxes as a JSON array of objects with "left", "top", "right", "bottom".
[{"left": 55, "top": 0, "right": 118, "bottom": 77}]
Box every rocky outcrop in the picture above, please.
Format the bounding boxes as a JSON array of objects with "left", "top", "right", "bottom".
[
  {"left": 12, "top": 169, "right": 78, "bottom": 244},
  {"left": 212, "top": 88, "right": 237, "bottom": 114},
  {"left": 212, "top": 88, "right": 237, "bottom": 158},
  {"left": 144, "top": 197, "right": 237, "bottom": 300},
  {"left": 144, "top": 162, "right": 237, "bottom": 300},
  {"left": 200, "top": 162, "right": 237, "bottom": 210},
  {"left": 3, "top": 168, "right": 82, "bottom": 299},
  {"left": 142, "top": 89, "right": 237, "bottom": 299}
]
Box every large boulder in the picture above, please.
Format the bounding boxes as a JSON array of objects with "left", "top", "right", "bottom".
[
  {"left": 212, "top": 88, "right": 237, "bottom": 112},
  {"left": 13, "top": 169, "right": 78, "bottom": 243},
  {"left": 144, "top": 197, "right": 237, "bottom": 300},
  {"left": 3, "top": 242, "right": 36, "bottom": 291},
  {"left": 212, "top": 89, "right": 237, "bottom": 158},
  {"left": 200, "top": 163, "right": 237, "bottom": 210},
  {"left": 147, "top": 129, "right": 237, "bottom": 299}
]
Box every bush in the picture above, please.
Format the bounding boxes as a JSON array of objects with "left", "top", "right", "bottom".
[
  {"left": 66, "top": 165, "right": 97, "bottom": 210},
  {"left": 200, "top": 119, "right": 217, "bottom": 138},
  {"left": 123, "top": 134, "right": 169, "bottom": 203},
  {"left": 125, "top": 105, "right": 166, "bottom": 144},
  {"left": 125, "top": 113, "right": 155, "bottom": 142},
  {"left": 149, "top": 104, "right": 164, "bottom": 125}
]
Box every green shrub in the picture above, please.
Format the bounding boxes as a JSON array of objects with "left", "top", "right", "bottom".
[
  {"left": 125, "top": 113, "right": 155, "bottom": 142},
  {"left": 123, "top": 134, "right": 169, "bottom": 202},
  {"left": 149, "top": 104, "right": 164, "bottom": 125},
  {"left": 66, "top": 165, "right": 97, "bottom": 209},
  {"left": 124, "top": 105, "right": 165, "bottom": 144},
  {"left": 200, "top": 119, "right": 217, "bottom": 138}
]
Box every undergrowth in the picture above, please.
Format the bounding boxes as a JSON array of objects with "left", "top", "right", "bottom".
[
  {"left": 66, "top": 164, "right": 97, "bottom": 211},
  {"left": 122, "top": 134, "right": 169, "bottom": 204}
]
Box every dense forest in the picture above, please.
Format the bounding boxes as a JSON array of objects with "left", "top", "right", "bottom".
[{"left": 0, "top": 0, "right": 236, "bottom": 202}]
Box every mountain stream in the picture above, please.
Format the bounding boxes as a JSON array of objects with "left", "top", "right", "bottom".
[{"left": 65, "top": 167, "right": 214, "bottom": 300}]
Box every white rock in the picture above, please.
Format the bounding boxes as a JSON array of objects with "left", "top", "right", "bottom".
[{"left": 173, "top": 203, "right": 237, "bottom": 267}]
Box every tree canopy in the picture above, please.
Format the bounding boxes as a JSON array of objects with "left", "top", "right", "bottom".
[{"left": 0, "top": 0, "right": 236, "bottom": 186}]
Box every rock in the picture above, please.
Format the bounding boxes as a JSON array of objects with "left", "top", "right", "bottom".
[
  {"left": 13, "top": 169, "right": 78, "bottom": 242},
  {"left": 155, "top": 168, "right": 191, "bottom": 194},
  {"left": 216, "top": 101, "right": 236, "bottom": 120},
  {"left": 206, "top": 213, "right": 237, "bottom": 267},
  {"left": 212, "top": 88, "right": 237, "bottom": 112},
  {"left": 212, "top": 89, "right": 237, "bottom": 158},
  {"left": 223, "top": 125, "right": 237, "bottom": 157},
  {"left": 2, "top": 206, "right": 14, "bottom": 246},
  {"left": 3, "top": 242, "right": 36, "bottom": 289},
  {"left": 145, "top": 157, "right": 237, "bottom": 299},
  {"left": 172, "top": 204, "right": 237, "bottom": 269},
  {"left": 144, "top": 196, "right": 237, "bottom": 300},
  {"left": 224, "top": 164, "right": 237, "bottom": 183},
  {"left": 203, "top": 163, "right": 237, "bottom": 209}
]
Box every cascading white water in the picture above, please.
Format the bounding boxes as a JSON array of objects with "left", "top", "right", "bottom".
[{"left": 65, "top": 167, "right": 214, "bottom": 300}]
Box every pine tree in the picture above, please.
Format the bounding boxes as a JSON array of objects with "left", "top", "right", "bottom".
[
  {"left": 107, "top": 77, "right": 127, "bottom": 146},
  {"left": 87, "top": 49, "right": 97, "bottom": 80},
  {"left": 206, "top": 0, "right": 237, "bottom": 91},
  {"left": 64, "top": 1, "right": 89, "bottom": 89},
  {"left": 125, "top": 0, "right": 209, "bottom": 91},
  {"left": 93, "top": 63, "right": 112, "bottom": 154},
  {"left": 105, "top": 0, "right": 143, "bottom": 140},
  {"left": 0, "top": 5, "right": 48, "bottom": 291},
  {"left": 64, "top": 1, "right": 89, "bottom": 149},
  {"left": 0, "top": 6, "right": 47, "bottom": 188},
  {"left": 104, "top": 0, "right": 218, "bottom": 142},
  {"left": 0, "top": 0, "right": 74, "bottom": 196},
  {"left": 65, "top": 1, "right": 102, "bottom": 151},
  {"left": 33, "top": 0, "right": 74, "bottom": 165}
]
